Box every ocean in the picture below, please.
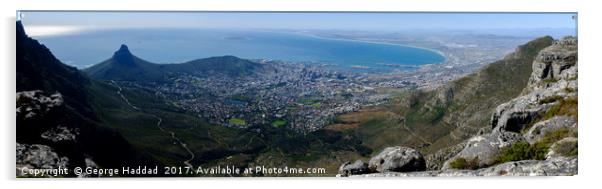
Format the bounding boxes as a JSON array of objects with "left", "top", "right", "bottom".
[{"left": 34, "top": 28, "right": 445, "bottom": 71}]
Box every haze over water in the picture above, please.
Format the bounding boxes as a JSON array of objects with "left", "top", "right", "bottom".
[{"left": 33, "top": 28, "right": 446, "bottom": 70}]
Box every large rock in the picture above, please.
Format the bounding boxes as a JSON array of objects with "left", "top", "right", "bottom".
[
  {"left": 368, "top": 146, "right": 426, "bottom": 172},
  {"left": 546, "top": 137, "right": 578, "bottom": 159},
  {"left": 425, "top": 142, "right": 466, "bottom": 171},
  {"left": 526, "top": 36, "right": 578, "bottom": 92},
  {"left": 16, "top": 143, "right": 69, "bottom": 177},
  {"left": 338, "top": 160, "right": 371, "bottom": 176},
  {"left": 16, "top": 90, "right": 63, "bottom": 119},
  {"left": 524, "top": 116, "right": 576, "bottom": 144},
  {"left": 442, "top": 131, "right": 524, "bottom": 169},
  {"left": 41, "top": 126, "right": 79, "bottom": 142},
  {"left": 354, "top": 157, "right": 577, "bottom": 177},
  {"left": 489, "top": 96, "right": 552, "bottom": 133}
]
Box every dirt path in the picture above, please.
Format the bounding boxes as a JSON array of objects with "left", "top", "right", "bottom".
[{"left": 111, "top": 81, "right": 195, "bottom": 168}]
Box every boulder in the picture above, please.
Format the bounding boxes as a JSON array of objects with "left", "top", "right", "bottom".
[
  {"left": 41, "top": 126, "right": 79, "bottom": 142},
  {"left": 442, "top": 131, "right": 524, "bottom": 169},
  {"left": 546, "top": 137, "right": 578, "bottom": 159},
  {"left": 425, "top": 142, "right": 466, "bottom": 171},
  {"left": 524, "top": 116, "right": 576, "bottom": 144},
  {"left": 16, "top": 143, "right": 69, "bottom": 177},
  {"left": 368, "top": 146, "right": 426, "bottom": 172},
  {"left": 338, "top": 160, "right": 371, "bottom": 176}
]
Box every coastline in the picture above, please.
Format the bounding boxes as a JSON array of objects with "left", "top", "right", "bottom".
[{"left": 290, "top": 31, "right": 449, "bottom": 64}]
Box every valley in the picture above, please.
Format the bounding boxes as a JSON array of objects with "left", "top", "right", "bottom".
[{"left": 16, "top": 16, "right": 578, "bottom": 177}]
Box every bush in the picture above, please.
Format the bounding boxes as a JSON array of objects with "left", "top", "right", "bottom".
[
  {"left": 495, "top": 141, "right": 547, "bottom": 164},
  {"left": 495, "top": 129, "right": 577, "bottom": 164},
  {"left": 449, "top": 157, "right": 480, "bottom": 170},
  {"left": 553, "top": 140, "right": 578, "bottom": 157},
  {"left": 543, "top": 97, "right": 578, "bottom": 120},
  {"left": 538, "top": 128, "right": 577, "bottom": 147}
]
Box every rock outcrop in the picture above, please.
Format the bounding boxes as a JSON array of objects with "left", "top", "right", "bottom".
[
  {"left": 524, "top": 116, "right": 576, "bottom": 144},
  {"left": 338, "top": 160, "right": 372, "bottom": 176},
  {"left": 340, "top": 36, "right": 578, "bottom": 177},
  {"left": 441, "top": 131, "right": 524, "bottom": 169},
  {"left": 353, "top": 156, "right": 577, "bottom": 177},
  {"left": 440, "top": 36, "right": 578, "bottom": 172},
  {"left": 16, "top": 143, "right": 69, "bottom": 177},
  {"left": 368, "top": 146, "right": 426, "bottom": 173}
]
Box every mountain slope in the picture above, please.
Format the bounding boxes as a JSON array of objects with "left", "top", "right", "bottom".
[
  {"left": 338, "top": 36, "right": 577, "bottom": 177},
  {"left": 402, "top": 36, "right": 555, "bottom": 152},
  {"left": 16, "top": 21, "right": 161, "bottom": 176},
  {"left": 84, "top": 46, "right": 266, "bottom": 82},
  {"left": 321, "top": 36, "right": 555, "bottom": 165},
  {"left": 83, "top": 44, "right": 164, "bottom": 82}
]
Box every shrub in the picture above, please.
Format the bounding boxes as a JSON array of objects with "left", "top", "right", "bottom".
[
  {"left": 553, "top": 140, "right": 578, "bottom": 157},
  {"left": 449, "top": 157, "right": 480, "bottom": 170},
  {"left": 495, "top": 141, "right": 547, "bottom": 164},
  {"left": 495, "top": 129, "right": 577, "bottom": 164},
  {"left": 543, "top": 97, "right": 578, "bottom": 120},
  {"left": 538, "top": 128, "right": 577, "bottom": 147}
]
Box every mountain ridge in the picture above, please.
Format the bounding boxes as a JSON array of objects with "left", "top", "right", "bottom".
[
  {"left": 84, "top": 45, "right": 266, "bottom": 82},
  {"left": 16, "top": 21, "right": 163, "bottom": 176}
]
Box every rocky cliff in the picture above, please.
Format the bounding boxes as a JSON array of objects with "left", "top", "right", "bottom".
[
  {"left": 16, "top": 21, "right": 161, "bottom": 177},
  {"left": 339, "top": 36, "right": 578, "bottom": 177}
]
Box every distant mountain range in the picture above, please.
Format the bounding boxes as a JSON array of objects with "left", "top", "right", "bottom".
[{"left": 84, "top": 44, "right": 267, "bottom": 82}]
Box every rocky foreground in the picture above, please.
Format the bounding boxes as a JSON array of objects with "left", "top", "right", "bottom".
[{"left": 339, "top": 36, "right": 578, "bottom": 177}]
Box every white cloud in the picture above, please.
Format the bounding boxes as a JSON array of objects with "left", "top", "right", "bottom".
[{"left": 24, "top": 25, "right": 87, "bottom": 37}]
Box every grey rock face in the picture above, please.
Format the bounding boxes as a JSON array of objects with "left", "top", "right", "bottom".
[
  {"left": 525, "top": 116, "right": 576, "bottom": 144},
  {"left": 41, "top": 126, "right": 79, "bottom": 142},
  {"left": 16, "top": 143, "right": 69, "bottom": 177},
  {"left": 527, "top": 36, "right": 578, "bottom": 92},
  {"left": 341, "top": 37, "right": 578, "bottom": 177},
  {"left": 354, "top": 157, "right": 576, "bottom": 177},
  {"left": 368, "top": 146, "right": 426, "bottom": 172},
  {"left": 442, "top": 131, "right": 524, "bottom": 169},
  {"left": 425, "top": 142, "right": 466, "bottom": 170},
  {"left": 490, "top": 96, "right": 551, "bottom": 133},
  {"left": 16, "top": 90, "right": 63, "bottom": 119},
  {"left": 338, "top": 160, "right": 371, "bottom": 176},
  {"left": 546, "top": 137, "right": 578, "bottom": 159}
]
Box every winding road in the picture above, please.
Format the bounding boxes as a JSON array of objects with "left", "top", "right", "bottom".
[{"left": 111, "top": 81, "right": 195, "bottom": 168}]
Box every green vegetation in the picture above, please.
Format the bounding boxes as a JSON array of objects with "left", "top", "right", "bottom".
[
  {"left": 495, "top": 128, "right": 577, "bottom": 164},
  {"left": 229, "top": 118, "right": 247, "bottom": 126},
  {"left": 271, "top": 119, "right": 287, "bottom": 127},
  {"left": 563, "top": 87, "right": 576, "bottom": 93},
  {"left": 495, "top": 141, "right": 548, "bottom": 164},
  {"left": 310, "top": 102, "right": 322, "bottom": 108},
  {"left": 553, "top": 140, "right": 578, "bottom": 157},
  {"left": 389, "top": 36, "right": 555, "bottom": 154},
  {"left": 542, "top": 77, "right": 559, "bottom": 84},
  {"left": 543, "top": 97, "right": 578, "bottom": 120},
  {"left": 449, "top": 157, "right": 480, "bottom": 170},
  {"left": 230, "top": 94, "right": 252, "bottom": 102},
  {"left": 298, "top": 98, "right": 319, "bottom": 105},
  {"left": 538, "top": 128, "right": 577, "bottom": 147}
]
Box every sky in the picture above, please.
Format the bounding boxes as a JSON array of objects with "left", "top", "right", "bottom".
[{"left": 18, "top": 11, "right": 577, "bottom": 36}]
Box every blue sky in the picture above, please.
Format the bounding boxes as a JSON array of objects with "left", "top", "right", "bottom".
[{"left": 19, "top": 11, "right": 576, "bottom": 31}]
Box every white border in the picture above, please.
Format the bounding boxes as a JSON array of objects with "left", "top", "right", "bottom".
[{"left": 2, "top": 0, "right": 600, "bottom": 189}]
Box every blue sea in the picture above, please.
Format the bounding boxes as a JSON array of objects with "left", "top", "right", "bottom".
[{"left": 34, "top": 28, "right": 445, "bottom": 71}]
